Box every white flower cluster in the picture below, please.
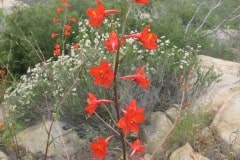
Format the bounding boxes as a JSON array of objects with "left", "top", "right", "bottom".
[{"left": 4, "top": 54, "right": 83, "bottom": 112}]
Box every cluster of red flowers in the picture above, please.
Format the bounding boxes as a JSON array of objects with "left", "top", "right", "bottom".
[
  {"left": 0, "top": 70, "right": 6, "bottom": 82},
  {"left": 51, "top": 0, "right": 78, "bottom": 56},
  {"left": 84, "top": 0, "right": 158, "bottom": 159}
]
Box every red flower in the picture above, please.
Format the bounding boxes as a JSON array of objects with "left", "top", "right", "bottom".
[
  {"left": 64, "top": 31, "right": 70, "bottom": 37},
  {"left": 89, "top": 61, "right": 114, "bottom": 88},
  {"left": 69, "top": 17, "right": 77, "bottom": 23},
  {"left": 61, "top": 0, "right": 67, "bottom": 3},
  {"left": 85, "top": 92, "right": 113, "bottom": 115},
  {"left": 52, "top": 17, "right": 59, "bottom": 23},
  {"left": 135, "top": 0, "right": 149, "bottom": 4},
  {"left": 120, "top": 66, "right": 150, "bottom": 89},
  {"left": 53, "top": 43, "right": 61, "bottom": 56},
  {"left": 0, "top": 70, "right": 6, "bottom": 81},
  {"left": 124, "top": 25, "right": 158, "bottom": 50},
  {"left": 86, "top": 0, "right": 121, "bottom": 27},
  {"left": 51, "top": 33, "right": 59, "bottom": 39},
  {"left": 104, "top": 31, "right": 120, "bottom": 52},
  {"left": 72, "top": 43, "right": 79, "bottom": 49},
  {"left": 56, "top": 6, "right": 63, "bottom": 13},
  {"left": 130, "top": 139, "right": 146, "bottom": 157},
  {"left": 117, "top": 99, "right": 145, "bottom": 135},
  {"left": 65, "top": 24, "right": 71, "bottom": 31},
  {"left": 65, "top": 3, "right": 71, "bottom": 8},
  {"left": 53, "top": 49, "right": 61, "bottom": 56},
  {"left": 90, "top": 135, "right": 113, "bottom": 160},
  {"left": 54, "top": 43, "right": 60, "bottom": 49}
]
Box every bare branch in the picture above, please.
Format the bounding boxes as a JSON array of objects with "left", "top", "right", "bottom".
[
  {"left": 195, "top": 0, "right": 222, "bottom": 33},
  {"left": 184, "top": 0, "right": 208, "bottom": 41},
  {"left": 203, "top": 4, "right": 240, "bottom": 36},
  {"left": 228, "top": 14, "right": 240, "bottom": 21}
]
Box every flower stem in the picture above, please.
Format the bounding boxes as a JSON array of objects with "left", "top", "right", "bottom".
[{"left": 113, "top": 44, "right": 126, "bottom": 160}]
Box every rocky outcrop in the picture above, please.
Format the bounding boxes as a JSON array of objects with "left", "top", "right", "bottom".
[
  {"left": 211, "top": 92, "right": 240, "bottom": 155},
  {"left": 0, "top": 0, "right": 28, "bottom": 14},
  {"left": 194, "top": 55, "right": 240, "bottom": 157},
  {"left": 193, "top": 55, "right": 240, "bottom": 113},
  {"left": 0, "top": 151, "right": 8, "bottom": 160},
  {"left": 16, "top": 121, "right": 87, "bottom": 160},
  {"left": 169, "top": 143, "right": 209, "bottom": 160}
]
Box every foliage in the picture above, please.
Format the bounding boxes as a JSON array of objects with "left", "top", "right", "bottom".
[
  {"left": 0, "top": 0, "right": 239, "bottom": 79},
  {"left": 0, "top": 0, "right": 80, "bottom": 77},
  {"left": 2, "top": 16, "right": 218, "bottom": 130},
  {"left": 0, "top": 0, "right": 221, "bottom": 159}
]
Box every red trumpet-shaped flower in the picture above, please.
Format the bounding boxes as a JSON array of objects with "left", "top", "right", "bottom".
[
  {"left": 54, "top": 43, "right": 60, "bottom": 49},
  {"left": 117, "top": 99, "right": 145, "bottom": 135},
  {"left": 65, "top": 24, "right": 71, "bottom": 31},
  {"left": 64, "top": 31, "right": 70, "bottom": 37},
  {"left": 89, "top": 61, "right": 114, "bottom": 88},
  {"left": 130, "top": 139, "right": 146, "bottom": 157},
  {"left": 65, "top": 2, "right": 71, "bottom": 8},
  {"left": 104, "top": 31, "right": 120, "bottom": 52},
  {"left": 53, "top": 49, "right": 61, "bottom": 56},
  {"left": 69, "top": 17, "right": 77, "bottom": 23},
  {"left": 86, "top": 0, "right": 121, "bottom": 27},
  {"left": 51, "top": 33, "right": 59, "bottom": 39},
  {"left": 90, "top": 135, "right": 113, "bottom": 160},
  {"left": 120, "top": 66, "right": 150, "bottom": 89},
  {"left": 53, "top": 43, "right": 61, "bottom": 56},
  {"left": 135, "top": 0, "right": 149, "bottom": 5},
  {"left": 85, "top": 92, "right": 113, "bottom": 115},
  {"left": 52, "top": 17, "right": 59, "bottom": 23},
  {"left": 72, "top": 43, "right": 79, "bottom": 49},
  {"left": 124, "top": 25, "right": 158, "bottom": 50},
  {"left": 56, "top": 6, "right": 63, "bottom": 13}
]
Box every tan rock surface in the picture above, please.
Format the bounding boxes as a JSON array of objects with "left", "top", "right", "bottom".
[
  {"left": 169, "top": 143, "right": 209, "bottom": 160},
  {"left": 193, "top": 55, "right": 240, "bottom": 113}
]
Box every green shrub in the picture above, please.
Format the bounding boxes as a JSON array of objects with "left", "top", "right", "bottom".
[
  {"left": 2, "top": 16, "right": 218, "bottom": 129},
  {"left": 1, "top": 0, "right": 238, "bottom": 79},
  {"left": 0, "top": 0, "right": 80, "bottom": 77}
]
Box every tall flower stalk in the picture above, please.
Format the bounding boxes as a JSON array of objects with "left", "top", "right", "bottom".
[{"left": 85, "top": 0, "right": 158, "bottom": 160}]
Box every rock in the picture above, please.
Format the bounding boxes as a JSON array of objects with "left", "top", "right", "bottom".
[
  {"left": 192, "top": 55, "right": 240, "bottom": 113},
  {"left": 165, "top": 107, "right": 178, "bottom": 121},
  {"left": 211, "top": 91, "right": 240, "bottom": 155},
  {"left": 169, "top": 143, "right": 209, "bottom": 160},
  {"left": 143, "top": 153, "right": 151, "bottom": 160},
  {"left": 0, "top": 151, "right": 8, "bottom": 160},
  {"left": 16, "top": 121, "right": 87, "bottom": 159},
  {"left": 142, "top": 111, "right": 172, "bottom": 153},
  {"left": 0, "top": 0, "right": 28, "bottom": 14}
]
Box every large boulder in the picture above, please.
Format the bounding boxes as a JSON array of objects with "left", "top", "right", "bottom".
[
  {"left": 142, "top": 111, "right": 172, "bottom": 153},
  {"left": 193, "top": 55, "right": 240, "bottom": 157},
  {"left": 211, "top": 91, "right": 240, "bottom": 155},
  {"left": 169, "top": 143, "right": 209, "bottom": 160},
  {"left": 16, "top": 121, "right": 87, "bottom": 159},
  {"left": 193, "top": 55, "right": 240, "bottom": 113},
  {"left": 0, "top": 151, "right": 8, "bottom": 160},
  {"left": 0, "top": 0, "right": 28, "bottom": 14}
]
